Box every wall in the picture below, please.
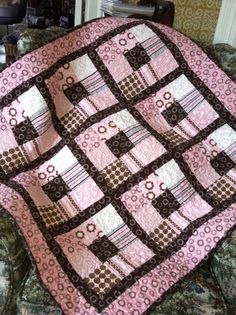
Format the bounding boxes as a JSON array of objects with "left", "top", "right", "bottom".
[{"left": 214, "top": 0, "right": 236, "bottom": 47}]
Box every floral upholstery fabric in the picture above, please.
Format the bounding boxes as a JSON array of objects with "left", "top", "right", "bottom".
[
  {"left": 17, "top": 26, "right": 67, "bottom": 55},
  {"left": 203, "top": 43, "right": 236, "bottom": 81},
  {"left": 211, "top": 230, "right": 236, "bottom": 306},
  {"left": 0, "top": 212, "right": 30, "bottom": 315}
]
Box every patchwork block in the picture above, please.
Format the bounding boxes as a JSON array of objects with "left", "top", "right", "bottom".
[
  {"left": 93, "top": 204, "right": 124, "bottom": 235},
  {"left": 0, "top": 146, "right": 29, "bottom": 174},
  {"left": 42, "top": 175, "right": 71, "bottom": 202},
  {"left": 162, "top": 129, "right": 187, "bottom": 146},
  {"left": 108, "top": 224, "right": 136, "bottom": 250},
  {"left": 88, "top": 235, "right": 119, "bottom": 263},
  {"left": 152, "top": 190, "right": 181, "bottom": 219},
  {"left": 210, "top": 124, "right": 236, "bottom": 151},
  {"left": 207, "top": 178, "right": 235, "bottom": 203},
  {"left": 101, "top": 160, "right": 132, "bottom": 188},
  {"left": 149, "top": 221, "right": 178, "bottom": 248},
  {"left": 70, "top": 54, "right": 97, "bottom": 81},
  {"left": 38, "top": 204, "right": 67, "bottom": 227},
  {"left": 106, "top": 131, "right": 134, "bottom": 158},
  {"left": 210, "top": 152, "right": 235, "bottom": 176},
  {"left": 142, "top": 35, "right": 166, "bottom": 58},
  {"left": 85, "top": 265, "right": 120, "bottom": 296},
  {"left": 118, "top": 73, "right": 145, "bottom": 100},
  {"left": 124, "top": 44, "right": 151, "bottom": 70},
  {"left": 12, "top": 117, "right": 39, "bottom": 145},
  {"left": 81, "top": 71, "right": 106, "bottom": 95},
  {"left": 60, "top": 107, "right": 85, "bottom": 132},
  {"left": 162, "top": 101, "right": 187, "bottom": 127},
  {"left": 156, "top": 159, "right": 185, "bottom": 189},
  {"left": 64, "top": 81, "right": 89, "bottom": 105}
]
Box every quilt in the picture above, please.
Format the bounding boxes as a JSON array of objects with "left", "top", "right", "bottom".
[{"left": 0, "top": 17, "right": 235, "bottom": 315}]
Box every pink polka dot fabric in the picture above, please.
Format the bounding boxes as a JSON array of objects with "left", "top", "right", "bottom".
[{"left": 0, "top": 17, "right": 235, "bottom": 315}]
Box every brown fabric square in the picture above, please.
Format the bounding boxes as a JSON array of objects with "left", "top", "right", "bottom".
[
  {"left": 64, "top": 81, "right": 89, "bottom": 105},
  {"left": 61, "top": 107, "right": 85, "bottom": 132},
  {"left": 162, "top": 101, "right": 187, "bottom": 127},
  {"left": 152, "top": 190, "right": 180, "bottom": 218},
  {"left": 85, "top": 265, "right": 120, "bottom": 296},
  {"left": 101, "top": 160, "right": 132, "bottom": 188},
  {"left": 12, "top": 117, "right": 39, "bottom": 145},
  {"left": 125, "top": 44, "right": 151, "bottom": 70},
  {"left": 207, "top": 178, "right": 235, "bottom": 203},
  {"left": 106, "top": 131, "right": 134, "bottom": 158},
  {"left": 210, "top": 151, "right": 235, "bottom": 176},
  {"left": 149, "top": 221, "right": 178, "bottom": 248},
  {"left": 42, "top": 175, "right": 71, "bottom": 202},
  {"left": 162, "top": 129, "right": 186, "bottom": 146},
  {"left": 38, "top": 205, "right": 66, "bottom": 227},
  {"left": 88, "top": 235, "right": 119, "bottom": 263},
  {"left": 0, "top": 147, "right": 28, "bottom": 174},
  {"left": 118, "top": 73, "right": 145, "bottom": 100}
]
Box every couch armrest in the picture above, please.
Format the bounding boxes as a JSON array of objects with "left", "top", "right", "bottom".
[{"left": 0, "top": 211, "right": 31, "bottom": 315}]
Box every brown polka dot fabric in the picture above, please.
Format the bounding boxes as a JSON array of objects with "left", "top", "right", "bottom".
[
  {"left": 85, "top": 265, "right": 120, "bottom": 297},
  {"left": 61, "top": 107, "right": 85, "bottom": 132},
  {"left": 207, "top": 178, "right": 235, "bottom": 203},
  {"left": 162, "top": 129, "right": 186, "bottom": 146},
  {"left": 38, "top": 205, "right": 66, "bottom": 227},
  {"left": 150, "top": 221, "right": 178, "bottom": 248},
  {"left": 0, "top": 147, "right": 28, "bottom": 174},
  {"left": 118, "top": 73, "right": 145, "bottom": 100},
  {"left": 101, "top": 160, "right": 132, "bottom": 188}
]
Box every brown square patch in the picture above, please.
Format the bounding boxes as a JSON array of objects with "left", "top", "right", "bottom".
[
  {"left": 124, "top": 44, "right": 151, "bottom": 71},
  {"left": 162, "top": 129, "right": 187, "bottom": 146},
  {"left": 85, "top": 265, "right": 120, "bottom": 297},
  {"left": 162, "top": 101, "right": 187, "bottom": 127},
  {"left": 101, "top": 160, "right": 132, "bottom": 188},
  {"left": 207, "top": 178, "right": 235, "bottom": 203},
  {"left": 106, "top": 131, "right": 134, "bottom": 158},
  {"left": 118, "top": 73, "right": 145, "bottom": 100},
  {"left": 0, "top": 147, "right": 28, "bottom": 174},
  {"left": 88, "top": 235, "right": 119, "bottom": 263},
  {"left": 38, "top": 205, "right": 67, "bottom": 227},
  {"left": 60, "top": 108, "right": 85, "bottom": 133},
  {"left": 210, "top": 152, "right": 235, "bottom": 176},
  {"left": 149, "top": 221, "right": 178, "bottom": 248}
]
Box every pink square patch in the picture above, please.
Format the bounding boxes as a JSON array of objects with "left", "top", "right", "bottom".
[
  {"left": 121, "top": 238, "right": 154, "bottom": 268},
  {"left": 188, "top": 101, "right": 219, "bottom": 130},
  {"left": 69, "top": 177, "right": 103, "bottom": 211},
  {"left": 150, "top": 49, "right": 178, "bottom": 79}
]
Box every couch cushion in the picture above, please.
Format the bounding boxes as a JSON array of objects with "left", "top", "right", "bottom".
[
  {"left": 0, "top": 212, "right": 30, "bottom": 315},
  {"left": 211, "top": 230, "right": 236, "bottom": 305}
]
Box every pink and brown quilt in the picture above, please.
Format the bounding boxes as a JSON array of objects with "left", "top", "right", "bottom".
[{"left": 0, "top": 17, "right": 235, "bottom": 315}]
